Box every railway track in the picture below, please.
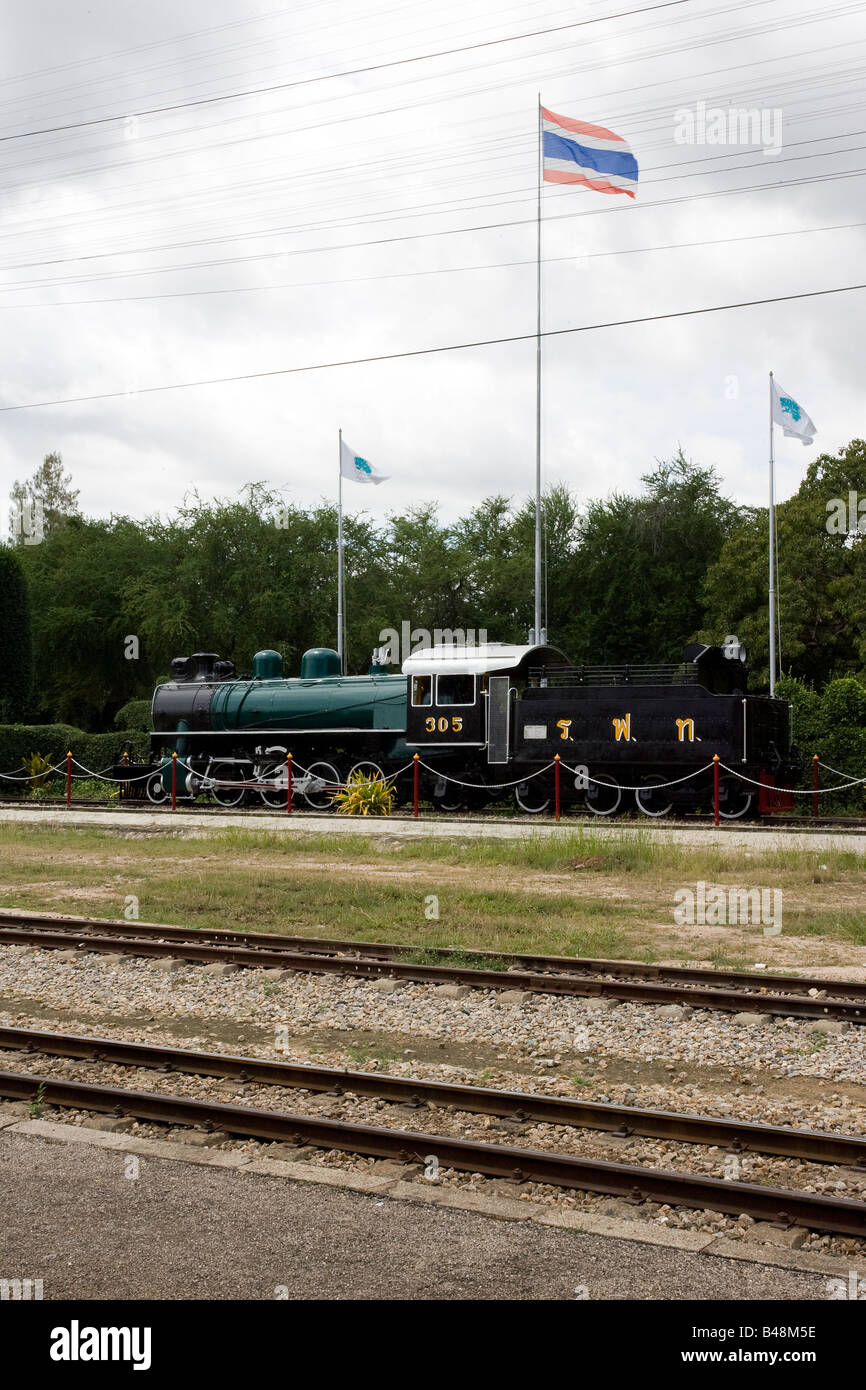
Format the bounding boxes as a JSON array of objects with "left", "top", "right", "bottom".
[
  {"left": 3, "top": 1023, "right": 865, "bottom": 1167},
  {"left": 2, "top": 1026, "right": 865, "bottom": 1237},
  {"left": 3, "top": 795, "right": 866, "bottom": 831},
  {"left": 1, "top": 909, "right": 864, "bottom": 1023}
]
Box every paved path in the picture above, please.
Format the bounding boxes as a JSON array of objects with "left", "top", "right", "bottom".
[
  {"left": 0, "top": 1127, "right": 842, "bottom": 1302},
  {"left": 2, "top": 805, "right": 863, "bottom": 854}
]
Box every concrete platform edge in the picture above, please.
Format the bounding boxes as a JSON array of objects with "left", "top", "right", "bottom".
[{"left": 12, "top": 1117, "right": 864, "bottom": 1285}]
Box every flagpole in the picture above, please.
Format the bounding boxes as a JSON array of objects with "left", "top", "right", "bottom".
[
  {"left": 534, "top": 92, "right": 543, "bottom": 645},
  {"left": 768, "top": 372, "right": 776, "bottom": 697},
  {"left": 337, "top": 427, "right": 344, "bottom": 673}
]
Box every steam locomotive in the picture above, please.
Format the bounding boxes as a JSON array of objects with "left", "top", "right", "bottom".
[{"left": 120, "top": 635, "right": 797, "bottom": 818}]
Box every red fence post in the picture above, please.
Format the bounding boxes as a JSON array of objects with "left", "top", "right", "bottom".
[
  {"left": 713, "top": 754, "right": 720, "bottom": 827},
  {"left": 171, "top": 751, "right": 177, "bottom": 811},
  {"left": 413, "top": 754, "right": 420, "bottom": 819},
  {"left": 66, "top": 751, "right": 72, "bottom": 809},
  {"left": 812, "top": 754, "right": 819, "bottom": 819},
  {"left": 286, "top": 753, "right": 293, "bottom": 815},
  {"left": 554, "top": 754, "right": 561, "bottom": 822}
]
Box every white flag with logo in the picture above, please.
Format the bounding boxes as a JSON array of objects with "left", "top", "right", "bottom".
[
  {"left": 340, "top": 438, "right": 388, "bottom": 485},
  {"left": 771, "top": 379, "right": 817, "bottom": 446}
]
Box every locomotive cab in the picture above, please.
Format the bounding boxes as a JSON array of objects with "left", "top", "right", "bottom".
[{"left": 403, "top": 643, "right": 567, "bottom": 758}]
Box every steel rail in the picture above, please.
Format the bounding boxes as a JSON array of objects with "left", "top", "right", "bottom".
[
  {"left": 2, "top": 1023, "right": 864, "bottom": 1167},
  {"left": 3, "top": 908, "right": 864, "bottom": 1002},
  {"left": 0, "top": 911, "right": 863, "bottom": 1021},
  {"left": 2, "top": 1068, "right": 864, "bottom": 1237}
]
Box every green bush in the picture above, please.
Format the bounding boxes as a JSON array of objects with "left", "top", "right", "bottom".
[
  {"left": 777, "top": 675, "right": 866, "bottom": 812},
  {"left": 334, "top": 771, "right": 394, "bottom": 816},
  {"left": 114, "top": 698, "right": 152, "bottom": 731},
  {"left": 0, "top": 724, "right": 150, "bottom": 794}
]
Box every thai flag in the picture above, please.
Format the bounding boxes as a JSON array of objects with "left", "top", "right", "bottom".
[{"left": 542, "top": 107, "right": 638, "bottom": 198}]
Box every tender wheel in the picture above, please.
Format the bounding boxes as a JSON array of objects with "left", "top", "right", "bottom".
[
  {"left": 719, "top": 776, "right": 753, "bottom": 820},
  {"left": 210, "top": 762, "right": 246, "bottom": 807},
  {"left": 431, "top": 775, "right": 465, "bottom": 812},
  {"left": 303, "top": 761, "right": 341, "bottom": 811},
  {"left": 585, "top": 774, "right": 621, "bottom": 816},
  {"left": 515, "top": 777, "right": 551, "bottom": 815},
  {"left": 146, "top": 773, "right": 168, "bottom": 805},
  {"left": 635, "top": 776, "right": 673, "bottom": 818}
]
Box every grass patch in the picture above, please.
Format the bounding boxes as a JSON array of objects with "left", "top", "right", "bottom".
[
  {"left": 0, "top": 822, "right": 864, "bottom": 960},
  {"left": 1, "top": 820, "right": 864, "bottom": 879},
  {"left": 397, "top": 947, "right": 511, "bottom": 971}
]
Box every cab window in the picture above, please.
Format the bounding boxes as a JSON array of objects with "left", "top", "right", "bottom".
[
  {"left": 411, "top": 675, "right": 432, "bottom": 706},
  {"left": 436, "top": 674, "right": 475, "bottom": 706}
]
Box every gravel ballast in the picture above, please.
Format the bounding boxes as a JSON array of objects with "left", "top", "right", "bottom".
[{"left": 2, "top": 942, "right": 865, "bottom": 1258}]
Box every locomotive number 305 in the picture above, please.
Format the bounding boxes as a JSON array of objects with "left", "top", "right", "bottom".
[{"left": 425, "top": 716, "right": 463, "bottom": 733}]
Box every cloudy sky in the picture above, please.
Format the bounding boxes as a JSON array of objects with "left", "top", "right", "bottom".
[{"left": 0, "top": 0, "right": 863, "bottom": 534}]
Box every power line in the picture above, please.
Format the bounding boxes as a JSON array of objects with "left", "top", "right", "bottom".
[
  {"left": 3, "top": 161, "right": 864, "bottom": 293},
  {"left": 3, "top": 22, "right": 860, "bottom": 205},
  {"left": 5, "top": 216, "right": 865, "bottom": 310},
  {"left": 2, "top": 277, "right": 862, "bottom": 412},
  {"left": 6, "top": 124, "right": 866, "bottom": 276},
  {"left": 0, "top": 0, "right": 692, "bottom": 144}
]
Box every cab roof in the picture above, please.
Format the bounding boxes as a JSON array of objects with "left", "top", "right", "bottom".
[{"left": 401, "top": 642, "right": 568, "bottom": 677}]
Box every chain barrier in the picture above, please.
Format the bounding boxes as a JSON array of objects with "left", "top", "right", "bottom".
[
  {"left": 69, "top": 759, "right": 147, "bottom": 783},
  {"left": 558, "top": 761, "right": 714, "bottom": 794},
  {"left": 719, "top": 762, "right": 866, "bottom": 795},
  {"left": 172, "top": 754, "right": 418, "bottom": 790},
  {"left": 3, "top": 749, "right": 866, "bottom": 804},
  {"left": 817, "top": 758, "right": 866, "bottom": 783},
  {"left": 0, "top": 763, "right": 66, "bottom": 782},
  {"left": 414, "top": 759, "right": 557, "bottom": 791}
]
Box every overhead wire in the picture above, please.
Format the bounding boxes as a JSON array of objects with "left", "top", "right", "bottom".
[
  {"left": 0, "top": 0, "right": 697, "bottom": 143},
  {"left": 6, "top": 216, "right": 864, "bottom": 310},
  {"left": 5, "top": 124, "right": 866, "bottom": 276},
  {"left": 1, "top": 278, "right": 863, "bottom": 413},
  {"left": 3, "top": 159, "right": 864, "bottom": 294}
]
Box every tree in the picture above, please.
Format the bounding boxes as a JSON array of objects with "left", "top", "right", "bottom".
[
  {"left": 10, "top": 451, "right": 81, "bottom": 542},
  {"left": 777, "top": 673, "right": 866, "bottom": 809},
  {"left": 701, "top": 439, "right": 866, "bottom": 688},
  {"left": 568, "top": 451, "right": 741, "bottom": 663},
  {"left": 16, "top": 514, "right": 159, "bottom": 727},
  {"left": 0, "top": 547, "right": 33, "bottom": 720},
  {"left": 15, "top": 440, "right": 861, "bottom": 731}
]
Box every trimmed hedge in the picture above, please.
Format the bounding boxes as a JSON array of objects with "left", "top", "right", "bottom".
[
  {"left": 0, "top": 724, "right": 150, "bottom": 793},
  {"left": 114, "top": 699, "right": 152, "bottom": 732}
]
